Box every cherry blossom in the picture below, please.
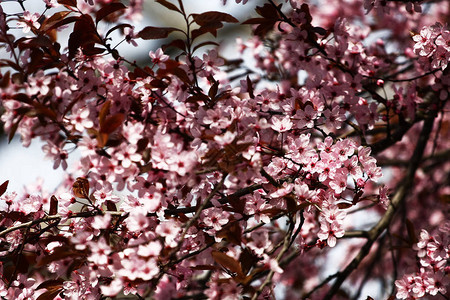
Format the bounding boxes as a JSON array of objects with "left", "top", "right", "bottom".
[
  {"left": 0, "top": 0, "right": 449, "bottom": 299},
  {"left": 16, "top": 11, "right": 40, "bottom": 33}
]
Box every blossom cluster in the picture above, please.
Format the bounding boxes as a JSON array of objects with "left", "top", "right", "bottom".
[
  {"left": 0, "top": 0, "right": 449, "bottom": 299},
  {"left": 395, "top": 227, "right": 449, "bottom": 299},
  {"left": 413, "top": 22, "right": 450, "bottom": 70}
]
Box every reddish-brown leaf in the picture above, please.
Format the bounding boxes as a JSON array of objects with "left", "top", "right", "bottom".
[
  {"left": 8, "top": 114, "right": 24, "bottom": 143},
  {"left": 96, "top": 2, "right": 127, "bottom": 24},
  {"left": 41, "top": 11, "right": 71, "bottom": 32},
  {"left": 37, "top": 278, "right": 65, "bottom": 290},
  {"left": 216, "top": 221, "right": 242, "bottom": 245},
  {"left": 190, "top": 265, "right": 219, "bottom": 271},
  {"left": 241, "top": 17, "right": 266, "bottom": 25},
  {"left": 99, "top": 100, "right": 111, "bottom": 128},
  {"left": 96, "top": 132, "right": 109, "bottom": 148},
  {"left": 244, "top": 76, "right": 254, "bottom": 99},
  {"left": 36, "top": 288, "right": 63, "bottom": 300},
  {"left": 105, "top": 200, "right": 117, "bottom": 211},
  {"left": 155, "top": 0, "right": 182, "bottom": 13},
  {"left": 0, "top": 70, "right": 10, "bottom": 88},
  {"left": 72, "top": 177, "right": 90, "bottom": 198},
  {"left": 191, "top": 22, "right": 223, "bottom": 39},
  {"left": 162, "top": 39, "right": 186, "bottom": 52},
  {"left": 255, "top": 3, "right": 279, "bottom": 19},
  {"left": 33, "top": 102, "right": 58, "bottom": 121},
  {"left": 254, "top": 20, "right": 277, "bottom": 37},
  {"left": 37, "top": 246, "right": 82, "bottom": 267},
  {"left": 0, "top": 59, "right": 22, "bottom": 72},
  {"left": 337, "top": 202, "right": 353, "bottom": 209},
  {"left": 44, "top": 16, "right": 79, "bottom": 32},
  {"left": 100, "top": 113, "right": 124, "bottom": 134},
  {"left": 49, "top": 195, "right": 58, "bottom": 216},
  {"left": 137, "top": 26, "right": 179, "bottom": 40},
  {"left": 211, "top": 250, "right": 244, "bottom": 278},
  {"left": 0, "top": 180, "right": 8, "bottom": 197},
  {"left": 192, "top": 41, "right": 219, "bottom": 53},
  {"left": 192, "top": 11, "right": 238, "bottom": 26},
  {"left": 105, "top": 23, "right": 133, "bottom": 38},
  {"left": 68, "top": 15, "right": 101, "bottom": 58},
  {"left": 12, "top": 93, "right": 31, "bottom": 104},
  {"left": 170, "top": 66, "right": 192, "bottom": 85},
  {"left": 239, "top": 247, "right": 259, "bottom": 275}
]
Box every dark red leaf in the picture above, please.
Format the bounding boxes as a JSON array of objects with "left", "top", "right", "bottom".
[
  {"left": 191, "top": 22, "right": 223, "bottom": 40},
  {"left": 0, "top": 180, "right": 8, "bottom": 197},
  {"left": 216, "top": 221, "right": 242, "bottom": 245},
  {"left": 105, "top": 23, "right": 133, "bottom": 38},
  {"left": 239, "top": 247, "right": 259, "bottom": 275},
  {"left": 68, "top": 15, "right": 100, "bottom": 58},
  {"left": 105, "top": 200, "right": 117, "bottom": 211},
  {"left": 137, "top": 26, "right": 179, "bottom": 40},
  {"left": 0, "top": 70, "right": 9, "bottom": 88},
  {"left": 255, "top": 3, "right": 279, "bottom": 19},
  {"left": 44, "top": 16, "right": 79, "bottom": 32},
  {"left": 211, "top": 250, "right": 244, "bottom": 278},
  {"left": 0, "top": 59, "right": 21, "bottom": 72},
  {"left": 162, "top": 39, "right": 186, "bottom": 52},
  {"left": 192, "top": 41, "right": 219, "bottom": 53},
  {"left": 246, "top": 75, "right": 254, "bottom": 99},
  {"left": 37, "top": 279, "right": 64, "bottom": 290},
  {"left": 190, "top": 265, "right": 219, "bottom": 271},
  {"left": 254, "top": 21, "right": 277, "bottom": 37},
  {"left": 36, "top": 288, "right": 63, "bottom": 300},
  {"left": 155, "top": 0, "right": 182, "bottom": 13},
  {"left": 192, "top": 11, "right": 238, "bottom": 26},
  {"left": 8, "top": 115, "right": 24, "bottom": 143},
  {"left": 36, "top": 246, "right": 82, "bottom": 267},
  {"left": 41, "top": 11, "right": 71, "bottom": 32},
  {"left": 100, "top": 113, "right": 124, "bottom": 134},
  {"left": 49, "top": 195, "right": 58, "bottom": 216},
  {"left": 96, "top": 2, "right": 127, "bottom": 24},
  {"left": 241, "top": 17, "right": 266, "bottom": 25},
  {"left": 337, "top": 202, "right": 353, "bottom": 209},
  {"left": 99, "top": 100, "right": 111, "bottom": 128}
]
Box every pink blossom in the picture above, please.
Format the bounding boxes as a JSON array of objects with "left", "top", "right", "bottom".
[
  {"left": 88, "top": 237, "right": 111, "bottom": 266},
  {"left": 42, "top": 141, "right": 68, "bottom": 170},
  {"left": 149, "top": 48, "right": 169, "bottom": 69},
  {"left": 27, "top": 70, "right": 51, "bottom": 95},
  {"left": 16, "top": 11, "right": 40, "bottom": 33},
  {"left": 317, "top": 221, "right": 344, "bottom": 247},
  {"left": 70, "top": 108, "right": 94, "bottom": 132},
  {"left": 125, "top": 210, "right": 150, "bottom": 232},
  {"left": 271, "top": 115, "right": 293, "bottom": 132},
  {"left": 100, "top": 278, "right": 123, "bottom": 297},
  {"left": 11, "top": 274, "right": 36, "bottom": 300},
  {"left": 202, "top": 207, "right": 230, "bottom": 231}
]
